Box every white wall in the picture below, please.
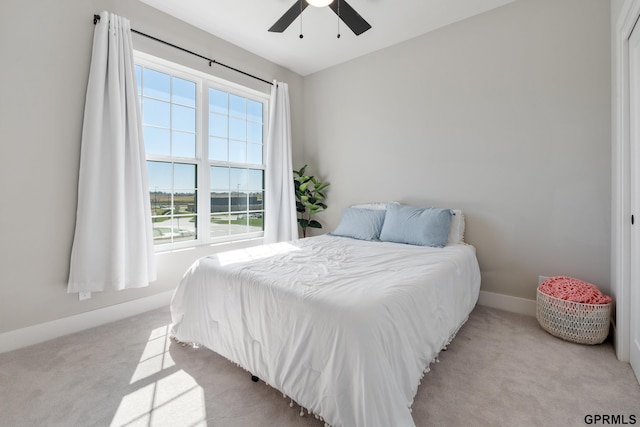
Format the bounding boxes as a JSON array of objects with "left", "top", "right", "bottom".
[
  {"left": 0, "top": 0, "right": 303, "bottom": 335},
  {"left": 0, "top": 0, "right": 612, "bottom": 341},
  {"left": 612, "top": 0, "right": 625, "bottom": 26},
  {"left": 302, "top": 0, "right": 611, "bottom": 301}
]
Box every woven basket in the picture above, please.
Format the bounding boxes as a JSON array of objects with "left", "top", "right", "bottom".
[{"left": 536, "top": 289, "right": 611, "bottom": 345}]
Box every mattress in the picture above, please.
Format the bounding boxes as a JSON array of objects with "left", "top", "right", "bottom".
[{"left": 170, "top": 234, "right": 481, "bottom": 427}]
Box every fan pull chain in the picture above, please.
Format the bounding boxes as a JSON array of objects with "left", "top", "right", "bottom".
[
  {"left": 336, "top": 0, "right": 341, "bottom": 38},
  {"left": 299, "top": 0, "right": 304, "bottom": 38}
]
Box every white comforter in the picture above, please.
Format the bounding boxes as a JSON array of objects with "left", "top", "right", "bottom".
[{"left": 170, "top": 235, "right": 481, "bottom": 427}]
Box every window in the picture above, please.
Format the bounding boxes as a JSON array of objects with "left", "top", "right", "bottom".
[{"left": 135, "top": 53, "right": 268, "bottom": 249}]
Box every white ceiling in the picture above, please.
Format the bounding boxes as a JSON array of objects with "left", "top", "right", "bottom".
[{"left": 138, "top": 0, "right": 518, "bottom": 76}]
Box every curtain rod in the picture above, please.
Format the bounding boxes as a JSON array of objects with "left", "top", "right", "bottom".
[{"left": 93, "top": 14, "right": 273, "bottom": 86}]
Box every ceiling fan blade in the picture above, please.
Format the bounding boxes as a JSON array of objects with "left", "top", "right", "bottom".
[
  {"left": 269, "top": 1, "right": 309, "bottom": 33},
  {"left": 328, "top": 0, "right": 371, "bottom": 36}
]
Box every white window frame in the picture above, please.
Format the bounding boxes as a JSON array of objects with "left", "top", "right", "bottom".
[{"left": 134, "top": 51, "right": 269, "bottom": 251}]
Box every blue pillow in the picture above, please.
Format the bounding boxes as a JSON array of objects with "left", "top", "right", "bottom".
[
  {"left": 330, "top": 208, "right": 386, "bottom": 241},
  {"left": 379, "top": 204, "right": 452, "bottom": 247}
]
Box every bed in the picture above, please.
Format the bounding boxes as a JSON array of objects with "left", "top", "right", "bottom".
[{"left": 170, "top": 205, "right": 481, "bottom": 427}]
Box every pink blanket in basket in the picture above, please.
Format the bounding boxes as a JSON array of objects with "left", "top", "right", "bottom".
[{"left": 538, "top": 276, "right": 611, "bottom": 305}]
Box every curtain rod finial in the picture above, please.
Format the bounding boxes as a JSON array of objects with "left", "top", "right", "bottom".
[{"left": 93, "top": 14, "right": 101, "bottom": 25}]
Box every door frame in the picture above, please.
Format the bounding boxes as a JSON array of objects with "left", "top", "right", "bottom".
[
  {"left": 613, "top": 0, "right": 640, "bottom": 363},
  {"left": 629, "top": 21, "right": 640, "bottom": 384}
]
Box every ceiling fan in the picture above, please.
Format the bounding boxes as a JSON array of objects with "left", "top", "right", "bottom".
[{"left": 268, "top": 0, "right": 372, "bottom": 37}]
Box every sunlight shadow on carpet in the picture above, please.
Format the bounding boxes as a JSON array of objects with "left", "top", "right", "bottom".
[{"left": 110, "top": 325, "right": 207, "bottom": 427}]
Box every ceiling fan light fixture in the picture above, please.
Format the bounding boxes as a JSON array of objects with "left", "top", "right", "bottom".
[
  {"left": 269, "top": 0, "right": 370, "bottom": 36},
  {"left": 306, "top": 0, "right": 334, "bottom": 7}
]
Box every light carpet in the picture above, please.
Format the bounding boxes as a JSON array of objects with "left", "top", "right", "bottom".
[{"left": 0, "top": 305, "right": 638, "bottom": 427}]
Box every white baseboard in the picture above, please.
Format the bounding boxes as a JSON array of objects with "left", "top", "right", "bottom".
[
  {"left": 0, "top": 290, "right": 173, "bottom": 354},
  {"left": 477, "top": 290, "right": 537, "bottom": 317}
]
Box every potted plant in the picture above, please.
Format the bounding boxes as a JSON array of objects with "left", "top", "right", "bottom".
[{"left": 293, "top": 164, "right": 330, "bottom": 237}]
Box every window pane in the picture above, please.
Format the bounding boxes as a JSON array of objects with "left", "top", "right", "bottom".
[
  {"left": 210, "top": 113, "right": 228, "bottom": 138},
  {"left": 172, "top": 215, "right": 197, "bottom": 242},
  {"left": 172, "top": 77, "right": 195, "bottom": 107},
  {"left": 174, "top": 163, "right": 196, "bottom": 189},
  {"left": 248, "top": 169, "right": 263, "bottom": 191},
  {"left": 210, "top": 215, "right": 229, "bottom": 238},
  {"left": 144, "top": 126, "right": 170, "bottom": 156},
  {"left": 247, "top": 122, "right": 262, "bottom": 144},
  {"left": 143, "top": 68, "right": 170, "bottom": 101},
  {"left": 249, "top": 191, "right": 264, "bottom": 211},
  {"left": 248, "top": 214, "right": 264, "bottom": 233},
  {"left": 229, "top": 141, "right": 246, "bottom": 163},
  {"left": 230, "top": 214, "right": 249, "bottom": 235},
  {"left": 211, "top": 192, "right": 229, "bottom": 213},
  {"left": 209, "top": 89, "right": 228, "bottom": 114},
  {"left": 143, "top": 98, "right": 170, "bottom": 127},
  {"left": 172, "top": 131, "right": 196, "bottom": 158},
  {"left": 153, "top": 221, "right": 173, "bottom": 244},
  {"left": 230, "top": 168, "right": 247, "bottom": 191},
  {"left": 147, "top": 161, "right": 172, "bottom": 189},
  {"left": 172, "top": 105, "right": 195, "bottom": 132},
  {"left": 230, "top": 193, "right": 248, "bottom": 212},
  {"left": 211, "top": 166, "right": 229, "bottom": 190},
  {"left": 229, "top": 118, "right": 246, "bottom": 141},
  {"left": 150, "top": 190, "right": 171, "bottom": 216},
  {"left": 174, "top": 190, "right": 196, "bottom": 214},
  {"left": 135, "top": 65, "right": 142, "bottom": 95},
  {"left": 209, "top": 137, "right": 228, "bottom": 162},
  {"left": 229, "top": 95, "right": 246, "bottom": 119},
  {"left": 247, "top": 100, "right": 262, "bottom": 123},
  {"left": 247, "top": 143, "right": 262, "bottom": 164}
]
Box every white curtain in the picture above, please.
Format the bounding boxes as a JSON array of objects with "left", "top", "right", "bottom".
[
  {"left": 68, "top": 11, "right": 156, "bottom": 293},
  {"left": 264, "top": 81, "right": 297, "bottom": 244}
]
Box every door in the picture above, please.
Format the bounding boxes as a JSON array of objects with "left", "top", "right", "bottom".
[{"left": 628, "top": 26, "right": 640, "bottom": 385}]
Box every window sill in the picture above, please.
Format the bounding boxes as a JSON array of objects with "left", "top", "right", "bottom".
[{"left": 155, "top": 236, "right": 264, "bottom": 255}]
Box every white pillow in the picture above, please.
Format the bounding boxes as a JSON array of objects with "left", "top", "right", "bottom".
[
  {"left": 351, "top": 201, "right": 399, "bottom": 210},
  {"left": 448, "top": 210, "right": 465, "bottom": 244}
]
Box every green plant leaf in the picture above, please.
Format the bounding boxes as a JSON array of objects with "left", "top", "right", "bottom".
[{"left": 293, "top": 164, "right": 329, "bottom": 233}]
